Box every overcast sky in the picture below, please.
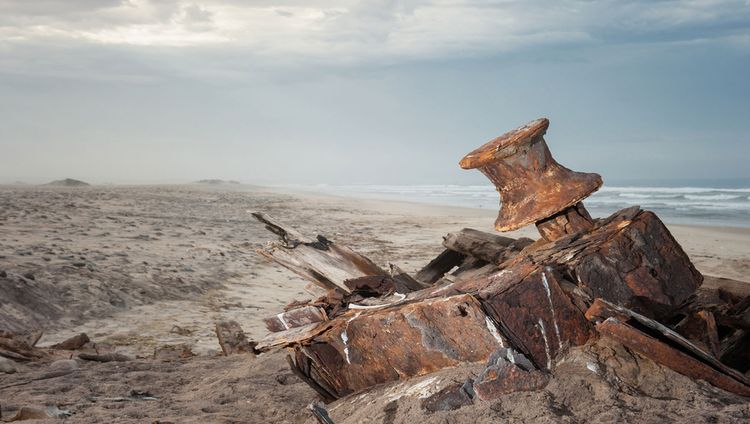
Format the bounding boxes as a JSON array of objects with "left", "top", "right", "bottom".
[{"left": 1, "top": 0, "right": 748, "bottom": 185}]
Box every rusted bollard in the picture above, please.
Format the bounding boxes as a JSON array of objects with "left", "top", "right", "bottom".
[{"left": 459, "top": 118, "right": 602, "bottom": 241}]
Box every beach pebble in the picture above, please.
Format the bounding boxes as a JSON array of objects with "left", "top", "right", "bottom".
[
  {"left": 0, "top": 269, "right": 7, "bottom": 278},
  {"left": 0, "top": 357, "right": 17, "bottom": 374}
]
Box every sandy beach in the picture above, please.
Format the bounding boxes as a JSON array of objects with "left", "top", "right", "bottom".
[{"left": 1, "top": 183, "right": 749, "bottom": 422}]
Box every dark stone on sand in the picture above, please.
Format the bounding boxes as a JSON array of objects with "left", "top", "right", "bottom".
[
  {"left": 421, "top": 380, "right": 475, "bottom": 412},
  {"left": 0, "top": 270, "right": 7, "bottom": 278},
  {"left": 22, "top": 272, "right": 35, "bottom": 280}
]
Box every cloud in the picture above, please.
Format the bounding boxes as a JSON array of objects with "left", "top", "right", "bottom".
[{"left": 0, "top": 0, "right": 748, "bottom": 79}]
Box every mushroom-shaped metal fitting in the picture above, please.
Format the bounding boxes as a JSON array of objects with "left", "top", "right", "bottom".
[{"left": 460, "top": 118, "right": 603, "bottom": 233}]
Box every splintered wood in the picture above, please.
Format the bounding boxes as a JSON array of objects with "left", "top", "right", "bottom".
[{"left": 252, "top": 212, "right": 386, "bottom": 293}]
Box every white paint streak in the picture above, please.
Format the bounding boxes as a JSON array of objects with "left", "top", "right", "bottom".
[
  {"left": 341, "top": 329, "right": 351, "bottom": 364},
  {"left": 348, "top": 293, "right": 407, "bottom": 310},
  {"left": 537, "top": 318, "right": 552, "bottom": 370},
  {"left": 541, "top": 271, "right": 562, "bottom": 349},
  {"left": 276, "top": 312, "right": 290, "bottom": 330},
  {"left": 485, "top": 316, "right": 505, "bottom": 347}
]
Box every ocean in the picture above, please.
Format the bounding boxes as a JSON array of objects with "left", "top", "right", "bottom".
[{"left": 293, "top": 180, "right": 750, "bottom": 228}]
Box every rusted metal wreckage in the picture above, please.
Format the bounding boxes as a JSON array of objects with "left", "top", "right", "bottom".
[{"left": 252, "top": 118, "right": 750, "bottom": 405}]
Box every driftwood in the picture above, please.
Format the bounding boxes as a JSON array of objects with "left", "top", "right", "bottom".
[
  {"left": 50, "top": 333, "right": 90, "bottom": 350},
  {"left": 0, "top": 333, "right": 45, "bottom": 362},
  {"left": 264, "top": 306, "right": 327, "bottom": 333},
  {"left": 252, "top": 212, "right": 387, "bottom": 293},
  {"left": 215, "top": 320, "right": 256, "bottom": 355}
]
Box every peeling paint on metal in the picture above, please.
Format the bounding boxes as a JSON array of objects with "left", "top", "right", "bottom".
[
  {"left": 541, "top": 271, "right": 562, "bottom": 349},
  {"left": 341, "top": 329, "right": 351, "bottom": 364},
  {"left": 485, "top": 316, "right": 506, "bottom": 347},
  {"left": 277, "top": 312, "right": 290, "bottom": 330},
  {"left": 537, "top": 318, "right": 552, "bottom": 370}
]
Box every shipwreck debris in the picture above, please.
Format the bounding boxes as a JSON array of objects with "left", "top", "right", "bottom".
[
  {"left": 287, "top": 294, "right": 505, "bottom": 398},
  {"left": 251, "top": 117, "right": 750, "bottom": 404}
]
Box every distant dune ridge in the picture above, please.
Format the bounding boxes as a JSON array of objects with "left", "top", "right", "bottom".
[
  {"left": 45, "top": 178, "right": 90, "bottom": 187},
  {"left": 195, "top": 179, "right": 240, "bottom": 185}
]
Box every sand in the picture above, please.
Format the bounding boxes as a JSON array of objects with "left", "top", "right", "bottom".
[{"left": 0, "top": 184, "right": 748, "bottom": 422}]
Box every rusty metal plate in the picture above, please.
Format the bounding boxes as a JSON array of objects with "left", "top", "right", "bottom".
[
  {"left": 574, "top": 210, "right": 703, "bottom": 319},
  {"left": 480, "top": 267, "right": 594, "bottom": 370},
  {"left": 299, "top": 294, "right": 506, "bottom": 398}
]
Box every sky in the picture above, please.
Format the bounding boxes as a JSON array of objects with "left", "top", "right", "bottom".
[{"left": 1, "top": 0, "right": 749, "bottom": 185}]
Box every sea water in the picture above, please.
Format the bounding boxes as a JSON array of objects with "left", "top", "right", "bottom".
[{"left": 291, "top": 179, "right": 750, "bottom": 228}]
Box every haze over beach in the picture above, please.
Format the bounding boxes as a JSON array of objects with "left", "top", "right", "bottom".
[{"left": 1, "top": 1, "right": 750, "bottom": 423}]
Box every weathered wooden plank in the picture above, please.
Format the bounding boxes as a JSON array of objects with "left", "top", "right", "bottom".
[
  {"left": 256, "top": 322, "right": 332, "bottom": 352},
  {"left": 0, "top": 333, "right": 45, "bottom": 361},
  {"left": 264, "top": 306, "right": 327, "bottom": 333},
  {"left": 389, "top": 263, "right": 428, "bottom": 292},
  {"left": 442, "top": 228, "right": 517, "bottom": 264},
  {"left": 252, "top": 212, "right": 387, "bottom": 293},
  {"left": 596, "top": 318, "right": 750, "bottom": 397},
  {"left": 414, "top": 248, "right": 465, "bottom": 285}
]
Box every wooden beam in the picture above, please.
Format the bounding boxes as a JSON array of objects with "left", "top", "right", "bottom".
[
  {"left": 442, "top": 228, "right": 531, "bottom": 264},
  {"left": 414, "top": 249, "right": 465, "bottom": 285},
  {"left": 252, "top": 212, "right": 387, "bottom": 293}
]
